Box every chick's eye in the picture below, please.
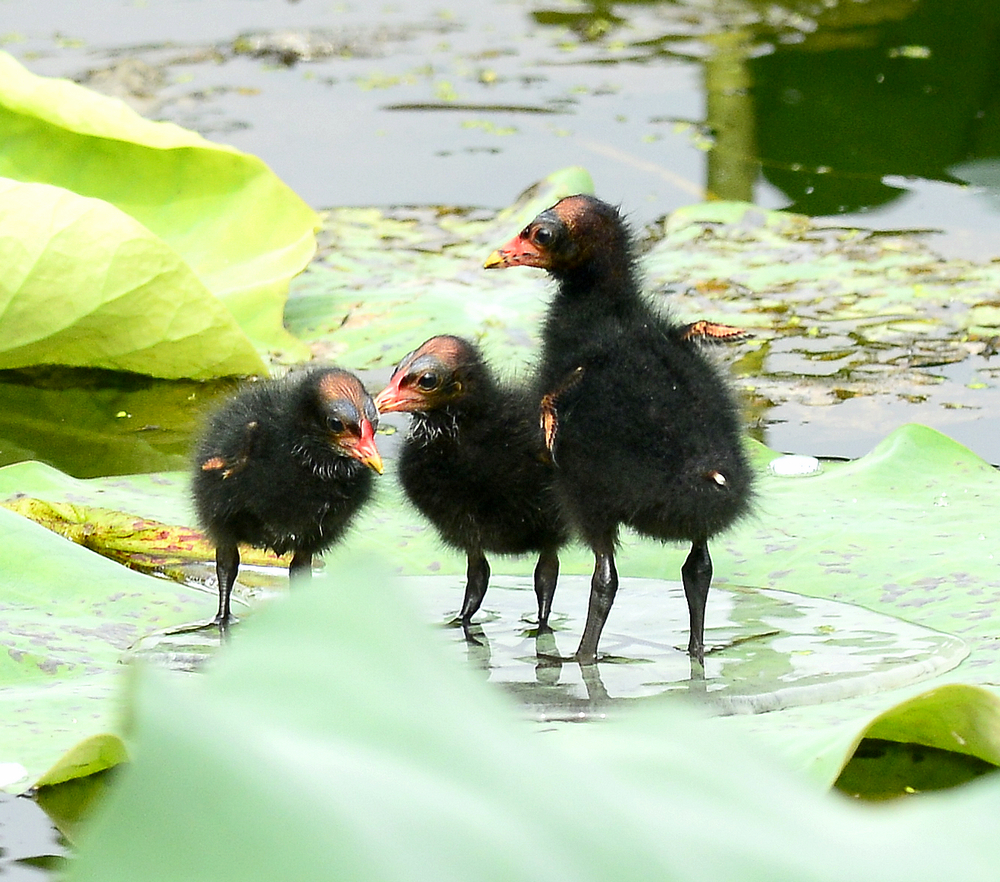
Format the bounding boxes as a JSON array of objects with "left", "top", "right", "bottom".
[
  {"left": 416, "top": 372, "right": 439, "bottom": 391},
  {"left": 532, "top": 226, "right": 553, "bottom": 246},
  {"left": 326, "top": 416, "right": 345, "bottom": 434}
]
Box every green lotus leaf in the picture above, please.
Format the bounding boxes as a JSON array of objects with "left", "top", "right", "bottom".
[
  {"left": 834, "top": 684, "right": 1000, "bottom": 798},
  {"left": 0, "top": 178, "right": 267, "bottom": 378},
  {"left": 0, "top": 51, "right": 320, "bottom": 371},
  {"left": 33, "top": 734, "right": 128, "bottom": 790},
  {"left": 0, "top": 504, "right": 210, "bottom": 791}
]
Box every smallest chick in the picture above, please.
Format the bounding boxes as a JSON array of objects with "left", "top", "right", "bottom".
[{"left": 192, "top": 366, "right": 383, "bottom": 629}]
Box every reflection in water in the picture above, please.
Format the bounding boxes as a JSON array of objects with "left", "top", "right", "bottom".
[
  {"left": 528, "top": 0, "right": 1000, "bottom": 219},
  {"left": 704, "top": 27, "right": 757, "bottom": 203},
  {"left": 405, "top": 574, "right": 968, "bottom": 719},
  {"left": 531, "top": 628, "right": 709, "bottom": 705},
  {"left": 0, "top": 369, "right": 235, "bottom": 477},
  {"left": 463, "top": 622, "right": 493, "bottom": 676},
  {"left": 749, "top": 0, "right": 1000, "bottom": 215}
]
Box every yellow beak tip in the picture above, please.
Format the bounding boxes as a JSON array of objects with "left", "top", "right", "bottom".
[{"left": 483, "top": 250, "right": 505, "bottom": 269}]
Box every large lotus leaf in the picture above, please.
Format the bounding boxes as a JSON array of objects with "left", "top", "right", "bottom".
[
  {"left": 860, "top": 685, "right": 1000, "bottom": 764},
  {"left": 0, "top": 178, "right": 266, "bottom": 378},
  {"left": 65, "top": 563, "right": 1000, "bottom": 882},
  {"left": 0, "top": 51, "right": 319, "bottom": 366},
  {"left": 0, "top": 461, "right": 194, "bottom": 528}
]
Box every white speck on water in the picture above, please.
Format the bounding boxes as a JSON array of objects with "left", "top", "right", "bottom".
[
  {"left": 0, "top": 762, "right": 28, "bottom": 788},
  {"left": 769, "top": 454, "right": 821, "bottom": 477}
]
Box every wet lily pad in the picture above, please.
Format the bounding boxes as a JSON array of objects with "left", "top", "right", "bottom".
[
  {"left": 407, "top": 575, "right": 968, "bottom": 717},
  {"left": 3, "top": 421, "right": 1000, "bottom": 795}
]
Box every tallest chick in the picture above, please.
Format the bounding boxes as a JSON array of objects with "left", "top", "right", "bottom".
[{"left": 485, "top": 194, "right": 753, "bottom": 665}]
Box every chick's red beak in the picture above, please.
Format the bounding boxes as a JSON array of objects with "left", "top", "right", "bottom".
[
  {"left": 344, "top": 418, "right": 384, "bottom": 474},
  {"left": 373, "top": 376, "right": 419, "bottom": 414},
  {"left": 484, "top": 234, "right": 547, "bottom": 269}
]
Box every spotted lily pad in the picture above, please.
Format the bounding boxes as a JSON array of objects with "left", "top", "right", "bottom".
[{"left": 0, "top": 496, "right": 292, "bottom": 574}]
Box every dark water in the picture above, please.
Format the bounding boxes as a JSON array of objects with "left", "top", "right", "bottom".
[
  {"left": 0, "top": 793, "right": 66, "bottom": 880},
  {"left": 3, "top": 0, "right": 1000, "bottom": 471}
]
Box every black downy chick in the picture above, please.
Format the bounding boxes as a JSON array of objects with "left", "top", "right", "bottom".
[
  {"left": 192, "top": 367, "right": 384, "bottom": 629},
  {"left": 374, "top": 335, "right": 568, "bottom": 632},
  {"left": 485, "top": 194, "right": 753, "bottom": 665}
]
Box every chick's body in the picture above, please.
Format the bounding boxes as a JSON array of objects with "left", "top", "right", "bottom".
[
  {"left": 192, "top": 367, "right": 383, "bottom": 627},
  {"left": 376, "top": 336, "right": 567, "bottom": 629},
  {"left": 487, "top": 194, "right": 753, "bottom": 664},
  {"left": 400, "top": 381, "right": 561, "bottom": 556},
  {"left": 537, "top": 303, "right": 752, "bottom": 551}
]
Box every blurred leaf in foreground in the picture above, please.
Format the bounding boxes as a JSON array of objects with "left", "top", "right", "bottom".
[{"left": 66, "top": 561, "right": 1000, "bottom": 882}]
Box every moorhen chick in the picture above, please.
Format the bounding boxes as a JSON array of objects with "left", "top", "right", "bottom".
[
  {"left": 192, "top": 366, "right": 384, "bottom": 629},
  {"left": 374, "top": 335, "right": 568, "bottom": 632},
  {"left": 485, "top": 194, "right": 753, "bottom": 665}
]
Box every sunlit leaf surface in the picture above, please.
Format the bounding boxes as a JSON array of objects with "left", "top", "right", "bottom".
[
  {"left": 0, "top": 51, "right": 320, "bottom": 373},
  {"left": 0, "top": 179, "right": 266, "bottom": 379}
]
